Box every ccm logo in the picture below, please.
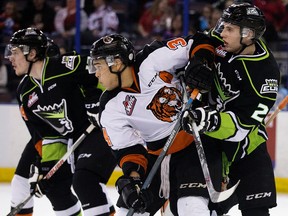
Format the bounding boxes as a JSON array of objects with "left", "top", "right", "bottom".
[
  {"left": 246, "top": 192, "right": 272, "bottom": 200},
  {"left": 180, "top": 183, "right": 207, "bottom": 189}
]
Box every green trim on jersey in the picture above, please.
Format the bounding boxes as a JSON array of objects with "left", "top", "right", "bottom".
[
  {"left": 246, "top": 127, "right": 266, "bottom": 155},
  {"left": 206, "top": 112, "right": 236, "bottom": 139},
  {"left": 41, "top": 141, "right": 67, "bottom": 163}
]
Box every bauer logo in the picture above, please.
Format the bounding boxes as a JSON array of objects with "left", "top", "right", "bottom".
[
  {"left": 260, "top": 79, "right": 278, "bottom": 94},
  {"left": 246, "top": 192, "right": 272, "bottom": 200}
]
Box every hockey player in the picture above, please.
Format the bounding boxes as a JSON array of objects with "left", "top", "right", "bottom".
[
  {"left": 88, "top": 32, "right": 221, "bottom": 215},
  {"left": 6, "top": 27, "right": 117, "bottom": 216},
  {"left": 9, "top": 39, "right": 82, "bottom": 216},
  {"left": 181, "top": 3, "right": 279, "bottom": 216}
]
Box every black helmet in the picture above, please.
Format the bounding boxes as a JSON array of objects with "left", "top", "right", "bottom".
[
  {"left": 216, "top": 3, "right": 266, "bottom": 40},
  {"left": 90, "top": 34, "right": 135, "bottom": 67},
  {"left": 7, "top": 27, "right": 48, "bottom": 59}
]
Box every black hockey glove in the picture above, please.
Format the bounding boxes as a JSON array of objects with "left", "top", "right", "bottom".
[
  {"left": 116, "top": 175, "right": 153, "bottom": 213},
  {"left": 184, "top": 56, "right": 215, "bottom": 93},
  {"left": 28, "top": 164, "right": 50, "bottom": 198},
  {"left": 181, "top": 106, "right": 220, "bottom": 134}
]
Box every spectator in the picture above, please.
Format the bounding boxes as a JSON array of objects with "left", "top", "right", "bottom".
[
  {"left": 82, "top": 0, "right": 119, "bottom": 45},
  {"left": 162, "top": 12, "right": 183, "bottom": 39},
  {"left": 54, "top": 0, "right": 88, "bottom": 51},
  {"left": 20, "top": 0, "right": 56, "bottom": 34},
  {"left": 0, "top": 55, "right": 8, "bottom": 88},
  {"left": 137, "top": 0, "right": 175, "bottom": 39},
  {"left": 199, "top": 4, "right": 213, "bottom": 32},
  {"left": 254, "top": 0, "right": 287, "bottom": 43},
  {"left": 0, "top": 1, "right": 21, "bottom": 43},
  {"left": 0, "top": 54, "right": 12, "bottom": 102}
]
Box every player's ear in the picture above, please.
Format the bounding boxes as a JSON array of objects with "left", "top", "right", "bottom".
[
  {"left": 27, "top": 49, "right": 37, "bottom": 61},
  {"left": 114, "top": 58, "right": 124, "bottom": 70}
]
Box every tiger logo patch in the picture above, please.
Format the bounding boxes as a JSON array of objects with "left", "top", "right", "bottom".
[{"left": 147, "top": 86, "right": 183, "bottom": 122}]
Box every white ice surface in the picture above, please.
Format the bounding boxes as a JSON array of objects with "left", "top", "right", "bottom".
[{"left": 1, "top": 183, "right": 287, "bottom": 215}]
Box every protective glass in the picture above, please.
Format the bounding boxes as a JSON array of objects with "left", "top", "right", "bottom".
[
  {"left": 214, "top": 18, "right": 225, "bottom": 35},
  {"left": 87, "top": 56, "right": 102, "bottom": 74},
  {"left": 87, "top": 55, "right": 117, "bottom": 74},
  {"left": 4, "top": 44, "right": 30, "bottom": 59}
]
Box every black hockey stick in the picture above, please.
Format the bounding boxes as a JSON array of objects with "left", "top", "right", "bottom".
[
  {"left": 6, "top": 124, "right": 96, "bottom": 216},
  {"left": 126, "top": 89, "right": 199, "bottom": 216}
]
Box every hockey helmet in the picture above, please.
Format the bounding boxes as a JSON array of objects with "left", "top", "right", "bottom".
[
  {"left": 5, "top": 27, "right": 48, "bottom": 59},
  {"left": 89, "top": 34, "right": 135, "bottom": 73},
  {"left": 215, "top": 3, "right": 266, "bottom": 40}
]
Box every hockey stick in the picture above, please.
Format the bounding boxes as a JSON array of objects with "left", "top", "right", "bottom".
[
  {"left": 179, "top": 78, "right": 240, "bottom": 203},
  {"left": 6, "top": 124, "right": 96, "bottom": 216},
  {"left": 265, "top": 95, "right": 288, "bottom": 126},
  {"left": 126, "top": 89, "right": 199, "bottom": 216}
]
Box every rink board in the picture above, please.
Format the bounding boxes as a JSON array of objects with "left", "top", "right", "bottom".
[{"left": 0, "top": 105, "right": 287, "bottom": 193}]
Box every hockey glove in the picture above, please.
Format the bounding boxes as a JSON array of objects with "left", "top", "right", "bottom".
[
  {"left": 116, "top": 175, "right": 153, "bottom": 213},
  {"left": 184, "top": 56, "right": 215, "bottom": 93},
  {"left": 86, "top": 111, "right": 99, "bottom": 127},
  {"left": 181, "top": 106, "right": 220, "bottom": 134},
  {"left": 28, "top": 164, "right": 50, "bottom": 198}
]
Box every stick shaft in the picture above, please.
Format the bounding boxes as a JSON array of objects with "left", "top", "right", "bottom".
[{"left": 265, "top": 96, "right": 288, "bottom": 126}]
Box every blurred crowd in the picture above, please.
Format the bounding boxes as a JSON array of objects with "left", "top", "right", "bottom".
[{"left": 0, "top": 0, "right": 288, "bottom": 104}]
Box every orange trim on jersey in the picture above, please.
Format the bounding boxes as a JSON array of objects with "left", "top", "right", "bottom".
[
  {"left": 159, "top": 71, "right": 173, "bottom": 84},
  {"left": 148, "top": 130, "right": 194, "bottom": 155},
  {"left": 102, "top": 128, "right": 112, "bottom": 146},
  {"left": 19, "top": 105, "right": 28, "bottom": 121},
  {"left": 119, "top": 154, "right": 148, "bottom": 173},
  {"left": 34, "top": 140, "right": 42, "bottom": 157},
  {"left": 191, "top": 44, "right": 215, "bottom": 57},
  {"left": 122, "top": 67, "right": 140, "bottom": 93}
]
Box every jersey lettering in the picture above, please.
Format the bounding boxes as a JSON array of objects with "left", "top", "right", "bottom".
[{"left": 260, "top": 79, "right": 278, "bottom": 94}]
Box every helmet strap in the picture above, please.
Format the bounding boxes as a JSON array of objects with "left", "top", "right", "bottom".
[
  {"left": 25, "top": 51, "right": 40, "bottom": 75},
  {"left": 108, "top": 64, "right": 128, "bottom": 88}
]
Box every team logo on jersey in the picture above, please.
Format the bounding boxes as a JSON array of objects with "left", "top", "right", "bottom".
[
  {"left": 33, "top": 99, "right": 73, "bottom": 135},
  {"left": 260, "top": 79, "right": 278, "bottom": 94},
  {"left": 123, "top": 95, "right": 137, "bottom": 116},
  {"left": 215, "top": 45, "right": 227, "bottom": 57},
  {"left": 61, "top": 55, "right": 77, "bottom": 70},
  {"left": 147, "top": 86, "right": 182, "bottom": 123},
  {"left": 27, "top": 92, "right": 38, "bottom": 108}
]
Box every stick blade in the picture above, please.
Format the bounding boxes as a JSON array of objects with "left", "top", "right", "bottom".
[{"left": 210, "top": 180, "right": 240, "bottom": 203}]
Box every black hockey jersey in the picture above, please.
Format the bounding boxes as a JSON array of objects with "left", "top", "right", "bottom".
[
  {"left": 17, "top": 55, "right": 102, "bottom": 161},
  {"left": 207, "top": 30, "right": 280, "bottom": 162}
]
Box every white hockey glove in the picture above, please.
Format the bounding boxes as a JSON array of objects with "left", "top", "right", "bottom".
[
  {"left": 181, "top": 106, "right": 220, "bottom": 134},
  {"left": 28, "top": 164, "right": 50, "bottom": 198}
]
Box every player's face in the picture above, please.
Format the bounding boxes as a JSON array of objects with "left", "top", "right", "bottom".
[
  {"left": 220, "top": 22, "right": 243, "bottom": 53},
  {"left": 8, "top": 47, "right": 30, "bottom": 76},
  {"left": 94, "top": 59, "right": 119, "bottom": 90}
]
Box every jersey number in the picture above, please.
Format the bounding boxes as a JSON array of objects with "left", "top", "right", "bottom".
[
  {"left": 251, "top": 103, "right": 269, "bottom": 122},
  {"left": 166, "top": 38, "right": 187, "bottom": 50}
]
